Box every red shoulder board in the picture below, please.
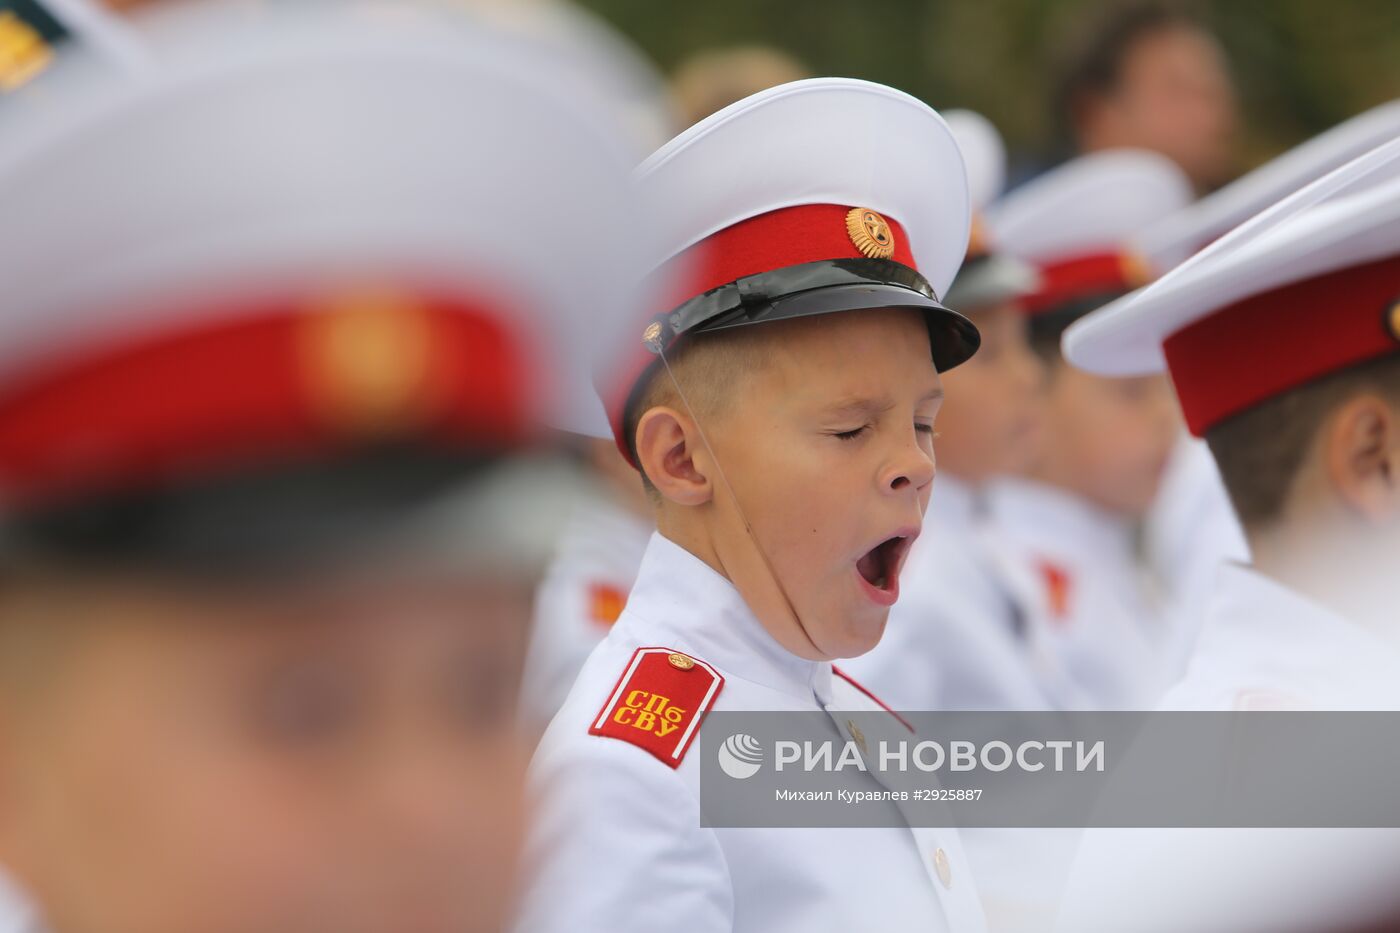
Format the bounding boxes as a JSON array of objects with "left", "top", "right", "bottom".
[
  {"left": 586, "top": 581, "right": 627, "bottom": 628},
  {"left": 589, "top": 647, "right": 724, "bottom": 768},
  {"left": 833, "top": 666, "right": 915, "bottom": 733},
  {"left": 1035, "top": 559, "right": 1073, "bottom": 623}
]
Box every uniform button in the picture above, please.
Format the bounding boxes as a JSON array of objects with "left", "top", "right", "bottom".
[
  {"left": 933, "top": 847, "right": 952, "bottom": 889},
  {"left": 667, "top": 652, "right": 695, "bottom": 671},
  {"left": 845, "top": 719, "right": 867, "bottom": 754}
]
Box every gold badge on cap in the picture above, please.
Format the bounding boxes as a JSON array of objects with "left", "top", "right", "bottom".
[
  {"left": 846, "top": 207, "right": 896, "bottom": 260},
  {"left": 1118, "top": 251, "right": 1155, "bottom": 289},
  {"left": 0, "top": 10, "right": 53, "bottom": 92},
  {"left": 966, "top": 215, "right": 989, "bottom": 260},
  {"left": 303, "top": 289, "right": 433, "bottom": 436}
]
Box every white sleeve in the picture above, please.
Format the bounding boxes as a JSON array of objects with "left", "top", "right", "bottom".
[{"left": 512, "top": 735, "right": 733, "bottom": 933}]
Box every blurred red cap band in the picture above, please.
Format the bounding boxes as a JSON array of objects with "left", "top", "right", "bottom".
[
  {"left": 1018, "top": 251, "right": 1153, "bottom": 317},
  {"left": 1164, "top": 253, "right": 1400, "bottom": 436},
  {"left": 0, "top": 290, "right": 534, "bottom": 505}
]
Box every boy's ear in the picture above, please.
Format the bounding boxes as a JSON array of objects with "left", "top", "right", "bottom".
[
  {"left": 1323, "top": 393, "right": 1400, "bottom": 525},
  {"left": 634, "top": 406, "right": 713, "bottom": 506}
]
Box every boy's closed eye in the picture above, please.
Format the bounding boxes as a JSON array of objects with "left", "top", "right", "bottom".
[{"left": 827, "top": 421, "right": 939, "bottom": 443}]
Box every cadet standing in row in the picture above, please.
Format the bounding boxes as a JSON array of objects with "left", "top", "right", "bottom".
[
  {"left": 515, "top": 79, "right": 988, "bottom": 933},
  {"left": 982, "top": 149, "right": 1194, "bottom": 709},
  {"left": 1059, "top": 139, "right": 1400, "bottom": 933},
  {"left": 0, "top": 3, "right": 647, "bottom": 931}
]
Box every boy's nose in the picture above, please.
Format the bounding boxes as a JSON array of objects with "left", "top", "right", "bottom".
[{"left": 883, "top": 439, "right": 936, "bottom": 493}]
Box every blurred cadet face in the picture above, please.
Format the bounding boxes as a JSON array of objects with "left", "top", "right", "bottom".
[
  {"left": 699, "top": 309, "right": 940, "bottom": 660},
  {"left": 1080, "top": 25, "right": 1237, "bottom": 190},
  {"left": 1033, "top": 363, "right": 1179, "bottom": 517},
  {"left": 0, "top": 569, "right": 533, "bottom": 933},
  {"left": 670, "top": 45, "right": 810, "bottom": 126},
  {"left": 934, "top": 302, "right": 1045, "bottom": 484}
]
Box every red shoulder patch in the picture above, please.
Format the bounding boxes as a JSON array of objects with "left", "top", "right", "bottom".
[
  {"left": 588, "top": 644, "right": 722, "bottom": 767},
  {"left": 1035, "top": 559, "right": 1073, "bottom": 623},
  {"left": 832, "top": 666, "right": 915, "bottom": 733},
  {"left": 589, "top": 647, "right": 724, "bottom": 768},
  {"left": 586, "top": 581, "right": 627, "bottom": 628}
]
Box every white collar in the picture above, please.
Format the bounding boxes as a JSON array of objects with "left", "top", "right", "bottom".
[{"left": 616, "top": 533, "right": 834, "bottom": 706}]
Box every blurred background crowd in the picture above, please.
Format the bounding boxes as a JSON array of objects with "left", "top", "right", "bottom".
[{"left": 587, "top": 0, "right": 1399, "bottom": 186}]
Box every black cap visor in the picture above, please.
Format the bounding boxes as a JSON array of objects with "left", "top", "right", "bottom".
[
  {"left": 0, "top": 444, "right": 501, "bottom": 582},
  {"left": 660, "top": 258, "right": 980, "bottom": 373}
]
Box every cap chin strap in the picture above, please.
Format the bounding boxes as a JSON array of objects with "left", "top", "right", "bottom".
[{"left": 650, "top": 339, "right": 823, "bottom": 659}]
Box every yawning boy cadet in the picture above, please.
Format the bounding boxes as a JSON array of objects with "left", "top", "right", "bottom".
[{"left": 514, "top": 79, "right": 989, "bottom": 933}]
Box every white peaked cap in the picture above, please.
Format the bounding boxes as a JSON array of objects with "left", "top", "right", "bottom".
[
  {"left": 452, "top": 0, "right": 677, "bottom": 150},
  {"left": 940, "top": 110, "right": 1038, "bottom": 310},
  {"left": 943, "top": 109, "right": 1008, "bottom": 213},
  {"left": 986, "top": 149, "right": 1194, "bottom": 265},
  {"left": 1063, "top": 138, "right": 1400, "bottom": 436},
  {"left": 1137, "top": 99, "right": 1400, "bottom": 270},
  {"left": 0, "top": 0, "right": 649, "bottom": 440},
  {"left": 595, "top": 78, "right": 977, "bottom": 458},
  {"left": 636, "top": 77, "right": 971, "bottom": 299}
]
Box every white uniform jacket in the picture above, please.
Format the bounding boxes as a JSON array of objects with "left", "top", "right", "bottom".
[
  {"left": 988, "top": 479, "right": 1168, "bottom": 710},
  {"left": 1143, "top": 435, "right": 1250, "bottom": 677},
  {"left": 1057, "top": 564, "right": 1400, "bottom": 933},
  {"left": 513, "top": 533, "right": 988, "bottom": 933}
]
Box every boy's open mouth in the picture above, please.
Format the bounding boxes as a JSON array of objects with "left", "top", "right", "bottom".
[{"left": 855, "top": 533, "right": 913, "bottom": 593}]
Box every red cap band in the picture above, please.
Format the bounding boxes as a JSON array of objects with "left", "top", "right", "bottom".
[
  {"left": 1019, "top": 251, "right": 1154, "bottom": 317},
  {"left": 0, "top": 290, "right": 535, "bottom": 505},
  {"left": 1163, "top": 254, "right": 1400, "bottom": 436},
  {"left": 605, "top": 203, "right": 916, "bottom": 465},
  {"left": 678, "top": 203, "right": 914, "bottom": 304}
]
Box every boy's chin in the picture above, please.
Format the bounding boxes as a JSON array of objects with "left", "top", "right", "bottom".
[{"left": 815, "top": 607, "right": 890, "bottom": 660}]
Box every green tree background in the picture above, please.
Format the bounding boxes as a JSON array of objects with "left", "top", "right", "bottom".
[{"left": 578, "top": 0, "right": 1400, "bottom": 177}]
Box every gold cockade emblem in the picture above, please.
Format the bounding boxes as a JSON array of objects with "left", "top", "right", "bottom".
[{"left": 846, "top": 207, "right": 896, "bottom": 260}]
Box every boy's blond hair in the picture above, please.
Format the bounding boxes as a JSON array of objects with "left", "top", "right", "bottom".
[{"left": 621, "top": 325, "right": 775, "bottom": 493}]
